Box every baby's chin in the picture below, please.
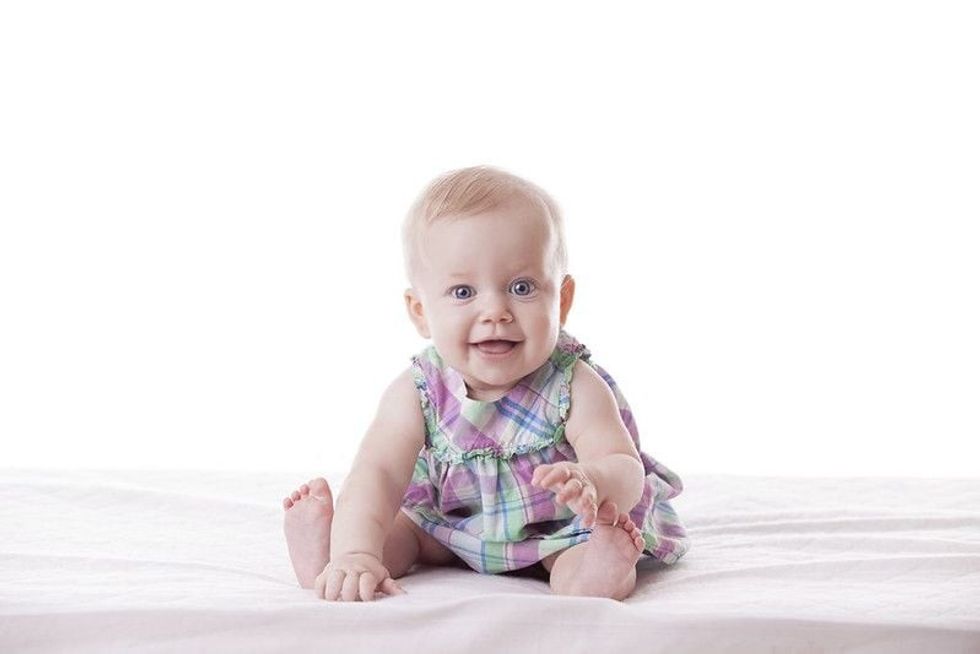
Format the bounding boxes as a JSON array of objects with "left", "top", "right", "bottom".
[{"left": 463, "top": 347, "right": 551, "bottom": 386}]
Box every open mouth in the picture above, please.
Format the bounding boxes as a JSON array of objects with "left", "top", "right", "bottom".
[{"left": 472, "top": 340, "right": 521, "bottom": 355}]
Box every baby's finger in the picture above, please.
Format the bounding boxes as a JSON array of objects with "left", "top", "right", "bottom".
[
  {"left": 323, "top": 568, "right": 345, "bottom": 601},
  {"left": 557, "top": 478, "right": 584, "bottom": 503},
  {"left": 531, "top": 464, "right": 552, "bottom": 486},
  {"left": 359, "top": 572, "right": 379, "bottom": 602},
  {"left": 314, "top": 570, "right": 326, "bottom": 599},
  {"left": 573, "top": 485, "right": 596, "bottom": 519},
  {"left": 380, "top": 577, "right": 406, "bottom": 596},
  {"left": 581, "top": 505, "right": 597, "bottom": 528},
  {"left": 581, "top": 482, "right": 598, "bottom": 508},
  {"left": 534, "top": 464, "right": 563, "bottom": 488},
  {"left": 341, "top": 571, "right": 361, "bottom": 602},
  {"left": 570, "top": 492, "right": 596, "bottom": 524}
]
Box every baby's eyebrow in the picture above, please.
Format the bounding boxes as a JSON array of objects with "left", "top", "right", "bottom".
[{"left": 443, "top": 265, "right": 543, "bottom": 281}]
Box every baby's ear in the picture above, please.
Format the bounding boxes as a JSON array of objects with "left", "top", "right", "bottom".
[
  {"left": 404, "top": 288, "right": 431, "bottom": 339},
  {"left": 559, "top": 275, "right": 575, "bottom": 326}
]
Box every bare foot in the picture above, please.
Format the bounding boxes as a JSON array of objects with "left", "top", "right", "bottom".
[
  {"left": 282, "top": 477, "right": 333, "bottom": 589},
  {"left": 562, "top": 500, "right": 645, "bottom": 599},
  {"left": 592, "top": 499, "right": 646, "bottom": 559}
]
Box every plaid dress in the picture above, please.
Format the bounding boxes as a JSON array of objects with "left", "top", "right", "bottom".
[{"left": 399, "top": 329, "right": 689, "bottom": 574}]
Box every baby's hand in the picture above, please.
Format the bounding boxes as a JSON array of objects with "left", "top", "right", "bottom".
[
  {"left": 531, "top": 462, "right": 599, "bottom": 528},
  {"left": 314, "top": 551, "right": 405, "bottom": 602}
]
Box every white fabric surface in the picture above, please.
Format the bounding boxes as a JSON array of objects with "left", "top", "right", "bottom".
[{"left": 1, "top": 469, "right": 978, "bottom": 653}]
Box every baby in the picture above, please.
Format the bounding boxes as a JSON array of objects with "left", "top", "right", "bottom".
[{"left": 282, "top": 166, "right": 689, "bottom": 601}]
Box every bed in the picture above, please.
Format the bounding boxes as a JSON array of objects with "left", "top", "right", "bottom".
[{"left": 2, "top": 468, "right": 978, "bottom": 652}]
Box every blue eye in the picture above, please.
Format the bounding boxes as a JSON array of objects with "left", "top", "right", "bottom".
[
  {"left": 510, "top": 279, "right": 535, "bottom": 296},
  {"left": 451, "top": 285, "right": 475, "bottom": 300}
]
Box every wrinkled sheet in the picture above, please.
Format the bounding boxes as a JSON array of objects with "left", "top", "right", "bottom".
[{"left": 1, "top": 469, "right": 978, "bottom": 653}]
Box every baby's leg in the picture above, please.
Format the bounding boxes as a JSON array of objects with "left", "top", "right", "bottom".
[
  {"left": 383, "top": 510, "right": 465, "bottom": 576},
  {"left": 282, "top": 478, "right": 462, "bottom": 589},
  {"left": 540, "top": 501, "right": 646, "bottom": 601}
]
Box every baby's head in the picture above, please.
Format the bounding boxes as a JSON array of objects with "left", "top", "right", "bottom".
[{"left": 402, "top": 165, "right": 575, "bottom": 401}]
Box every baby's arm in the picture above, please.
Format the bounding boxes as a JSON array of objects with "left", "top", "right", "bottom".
[
  {"left": 532, "top": 361, "right": 645, "bottom": 523},
  {"left": 321, "top": 367, "right": 425, "bottom": 596}
]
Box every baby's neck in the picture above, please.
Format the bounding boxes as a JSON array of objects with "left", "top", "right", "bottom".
[{"left": 464, "top": 381, "right": 516, "bottom": 403}]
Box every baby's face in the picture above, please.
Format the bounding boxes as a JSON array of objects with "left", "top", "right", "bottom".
[{"left": 405, "top": 197, "right": 573, "bottom": 401}]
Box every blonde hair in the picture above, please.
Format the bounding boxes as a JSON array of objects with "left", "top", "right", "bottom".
[{"left": 402, "top": 165, "right": 568, "bottom": 285}]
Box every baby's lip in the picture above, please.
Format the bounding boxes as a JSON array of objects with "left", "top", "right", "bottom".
[
  {"left": 470, "top": 338, "right": 523, "bottom": 344},
  {"left": 472, "top": 339, "right": 521, "bottom": 355}
]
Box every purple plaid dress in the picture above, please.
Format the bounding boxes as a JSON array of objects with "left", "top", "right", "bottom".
[{"left": 399, "top": 329, "right": 689, "bottom": 574}]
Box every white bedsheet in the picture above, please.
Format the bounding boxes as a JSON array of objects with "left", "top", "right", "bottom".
[{"left": 1, "top": 469, "right": 978, "bottom": 653}]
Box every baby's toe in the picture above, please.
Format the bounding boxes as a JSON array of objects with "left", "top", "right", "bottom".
[
  {"left": 611, "top": 512, "right": 644, "bottom": 551},
  {"left": 282, "top": 497, "right": 293, "bottom": 510},
  {"left": 307, "top": 478, "right": 333, "bottom": 501},
  {"left": 291, "top": 490, "right": 301, "bottom": 502}
]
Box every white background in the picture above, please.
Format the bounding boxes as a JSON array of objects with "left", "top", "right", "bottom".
[{"left": 1, "top": 2, "right": 977, "bottom": 477}]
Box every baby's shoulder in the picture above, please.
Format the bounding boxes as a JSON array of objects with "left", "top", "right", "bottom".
[
  {"left": 375, "top": 365, "right": 425, "bottom": 423},
  {"left": 355, "top": 366, "right": 426, "bottom": 476},
  {"left": 567, "top": 359, "right": 607, "bottom": 400},
  {"left": 563, "top": 359, "right": 621, "bottom": 445}
]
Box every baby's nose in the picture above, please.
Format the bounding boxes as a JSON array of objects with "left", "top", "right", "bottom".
[
  {"left": 480, "top": 309, "right": 513, "bottom": 323},
  {"left": 479, "top": 295, "right": 513, "bottom": 323}
]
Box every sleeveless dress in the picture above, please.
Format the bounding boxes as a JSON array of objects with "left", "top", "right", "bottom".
[{"left": 399, "top": 329, "right": 690, "bottom": 574}]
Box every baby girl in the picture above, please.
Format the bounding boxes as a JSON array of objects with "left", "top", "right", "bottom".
[{"left": 282, "top": 166, "right": 689, "bottom": 601}]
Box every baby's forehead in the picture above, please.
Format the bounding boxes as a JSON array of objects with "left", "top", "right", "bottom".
[
  {"left": 409, "top": 191, "right": 564, "bottom": 284},
  {"left": 421, "top": 237, "right": 557, "bottom": 284}
]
